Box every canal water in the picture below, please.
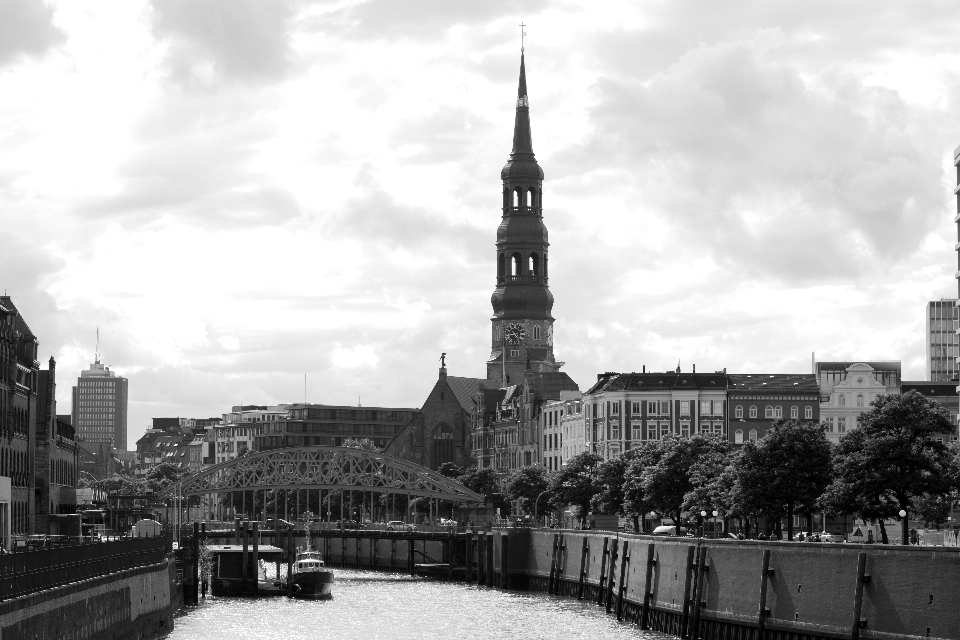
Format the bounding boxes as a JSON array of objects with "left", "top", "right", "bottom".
[{"left": 167, "top": 569, "right": 670, "bottom": 640}]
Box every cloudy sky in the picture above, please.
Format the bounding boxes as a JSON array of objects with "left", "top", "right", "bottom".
[{"left": 3, "top": 0, "right": 960, "bottom": 448}]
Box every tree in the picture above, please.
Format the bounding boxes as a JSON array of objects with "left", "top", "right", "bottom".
[
  {"left": 144, "top": 462, "right": 190, "bottom": 493},
  {"left": 595, "top": 445, "right": 658, "bottom": 531},
  {"left": 725, "top": 420, "right": 831, "bottom": 539},
  {"left": 342, "top": 438, "right": 382, "bottom": 452},
  {"left": 548, "top": 452, "right": 601, "bottom": 526},
  {"left": 504, "top": 465, "right": 551, "bottom": 515},
  {"left": 636, "top": 434, "right": 728, "bottom": 531},
  {"left": 437, "top": 462, "right": 465, "bottom": 479},
  {"left": 682, "top": 438, "right": 733, "bottom": 524},
  {"left": 820, "top": 391, "right": 957, "bottom": 544},
  {"left": 456, "top": 467, "right": 501, "bottom": 498}
]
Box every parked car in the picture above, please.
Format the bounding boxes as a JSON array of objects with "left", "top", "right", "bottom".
[
  {"left": 385, "top": 521, "right": 416, "bottom": 532},
  {"left": 652, "top": 525, "right": 689, "bottom": 536}
]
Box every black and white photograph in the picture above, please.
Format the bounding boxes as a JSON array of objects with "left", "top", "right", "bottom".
[{"left": 2, "top": 1, "right": 960, "bottom": 639}]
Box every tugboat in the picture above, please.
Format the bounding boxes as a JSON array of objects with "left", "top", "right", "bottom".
[
  {"left": 288, "top": 521, "right": 334, "bottom": 599},
  {"left": 289, "top": 549, "right": 334, "bottom": 599}
]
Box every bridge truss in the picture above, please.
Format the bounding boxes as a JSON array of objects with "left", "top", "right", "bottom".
[{"left": 161, "top": 446, "right": 484, "bottom": 524}]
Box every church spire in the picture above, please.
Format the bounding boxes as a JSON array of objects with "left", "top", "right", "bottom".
[{"left": 510, "top": 53, "right": 534, "bottom": 159}]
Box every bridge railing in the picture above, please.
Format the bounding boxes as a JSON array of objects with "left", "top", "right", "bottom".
[{"left": 0, "top": 533, "right": 171, "bottom": 601}]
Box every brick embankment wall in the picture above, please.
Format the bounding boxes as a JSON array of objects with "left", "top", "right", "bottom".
[
  {"left": 0, "top": 554, "right": 177, "bottom": 640},
  {"left": 495, "top": 529, "right": 960, "bottom": 640}
]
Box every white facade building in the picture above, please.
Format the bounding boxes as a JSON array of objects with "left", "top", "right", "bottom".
[
  {"left": 213, "top": 405, "right": 291, "bottom": 464},
  {"left": 819, "top": 363, "right": 887, "bottom": 443}
]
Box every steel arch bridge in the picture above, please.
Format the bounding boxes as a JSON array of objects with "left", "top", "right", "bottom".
[{"left": 161, "top": 446, "right": 484, "bottom": 503}]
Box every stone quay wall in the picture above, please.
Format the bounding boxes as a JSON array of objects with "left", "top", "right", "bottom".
[
  {"left": 307, "top": 529, "right": 960, "bottom": 640},
  {"left": 495, "top": 529, "right": 960, "bottom": 640},
  {"left": 0, "top": 554, "right": 178, "bottom": 640}
]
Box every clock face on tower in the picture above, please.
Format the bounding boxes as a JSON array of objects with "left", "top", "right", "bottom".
[{"left": 504, "top": 323, "right": 526, "bottom": 345}]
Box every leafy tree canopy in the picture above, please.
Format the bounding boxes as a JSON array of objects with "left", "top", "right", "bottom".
[
  {"left": 548, "top": 451, "right": 602, "bottom": 524},
  {"left": 820, "top": 391, "right": 958, "bottom": 543},
  {"left": 504, "top": 465, "right": 551, "bottom": 514}
]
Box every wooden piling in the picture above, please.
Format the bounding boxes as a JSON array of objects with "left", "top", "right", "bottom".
[
  {"left": 286, "top": 527, "right": 294, "bottom": 597},
  {"left": 757, "top": 549, "right": 771, "bottom": 639},
  {"left": 851, "top": 551, "right": 867, "bottom": 640},
  {"left": 639, "top": 543, "right": 655, "bottom": 629},
  {"left": 500, "top": 533, "right": 510, "bottom": 589},
  {"left": 605, "top": 538, "right": 619, "bottom": 613},
  {"left": 690, "top": 544, "right": 706, "bottom": 639},
  {"left": 577, "top": 537, "right": 589, "bottom": 600},
  {"left": 485, "top": 532, "right": 494, "bottom": 587},
  {"left": 241, "top": 521, "right": 249, "bottom": 595},
  {"left": 616, "top": 541, "right": 629, "bottom": 621},
  {"left": 465, "top": 532, "right": 474, "bottom": 583},
  {"left": 597, "top": 537, "right": 610, "bottom": 606},
  {"left": 679, "top": 544, "right": 694, "bottom": 638}
]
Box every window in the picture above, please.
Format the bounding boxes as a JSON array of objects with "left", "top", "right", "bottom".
[
  {"left": 765, "top": 406, "right": 774, "bottom": 419},
  {"left": 632, "top": 424, "right": 643, "bottom": 440},
  {"left": 735, "top": 405, "right": 743, "bottom": 418},
  {"left": 838, "top": 395, "right": 846, "bottom": 407},
  {"left": 647, "top": 424, "right": 658, "bottom": 440},
  {"left": 790, "top": 406, "right": 798, "bottom": 419},
  {"left": 774, "top": 406, "right": 783, "bottom": 418},
  {"left": 700, "top": 400, "right": 711, "bottom": 415},
  {"left": 680, "top": 422, "right": 690, "bottom": 437},
  {"left": 610, "top": 403, "right": 620, "bottom": 416},
  {"left": 749, "top": 429, "right": 758, "bottom": 442},
  {"left": 495, "top": 326, "right": 501, "bottom": 342},
  {"left": 680, "top": 401, "right": 690, "bottom": 416},
  {"left": 533, "top": 325, "right": 540, "bottom": 341},
  {"left": 510, "top": 349, "right": 520, "bottom": 357},
  {"left": 838, "top": 417, "right": 846, "bottom": 433},
  {"left": 647, "top": 401, "right": 657, "bottom": 415},
  {"left": 700, "top": 423, "right": 710, "bottom": 434},
  {"left": 631, "top": 402, "right": 643, "bottom": 415},
  {"left": 749, "top": 406, "right": 757, "bottom": 418},
  {"left": 856, "top": 394, "right": 864, "bottom": 407},
  {"left": 659, "top": 422, "right": 671, "bottom": 439},
  {"left": 713, "top": 401, "right": 723, "bottom": 415},
  {"left": 804, "top": 406, "right": 813, "bottom": 419},
  {"left": 735, "top": 429, "right": 744, "bottom": 444},
  {"left": 611, "top": 425, "right": 620, "bottom": 440},
  {"left": 660, "top": 401, "right": 670, "bottom": 415}
]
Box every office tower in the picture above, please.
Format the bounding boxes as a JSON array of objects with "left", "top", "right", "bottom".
[
  {"left": 927, "top": 299, "right": 959, "bottom": 381},
  {"left": 71, "top": 359, "right": 128, "bottom": 451}
]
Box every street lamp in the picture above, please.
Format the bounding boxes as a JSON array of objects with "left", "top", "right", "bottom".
[
  {"left": 534, "top": 490, "right": 550, "bottom": 525},
  {"left": 712, "top": 510, "right": 719, "bottom": 539},
  {"left": 700, "top": 510, "right": 707, "bottom": 538},
  {"left": 899, "top": 509, "right": 908, "bottom": 546}
]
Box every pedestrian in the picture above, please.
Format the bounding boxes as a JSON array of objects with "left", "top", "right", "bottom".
[{"left": 797, "top": 532, "right": 805, "bottom": 542}]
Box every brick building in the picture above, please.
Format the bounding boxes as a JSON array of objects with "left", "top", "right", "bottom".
[
  {"left": 258, "top": 403, "right": 417, "bottom": 453},
  {"left": 386, "top": 366, "right": 482, "bottom": 469},
  {"left": 727, "top": 374, "right": 820, "bottom": 443},
  {"left": 0, "top": 296, "right": 78, "bottom": 537}
]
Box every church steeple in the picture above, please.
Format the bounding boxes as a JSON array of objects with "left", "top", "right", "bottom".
[{"left": 488, "top": 53, "right": 560, "bottom": 387}]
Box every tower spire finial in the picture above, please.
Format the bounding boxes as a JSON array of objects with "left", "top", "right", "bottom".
[{"left": 519, "top": 22, "right": 526, "bottom": 53}]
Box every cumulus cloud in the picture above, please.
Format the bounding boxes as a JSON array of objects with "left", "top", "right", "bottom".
[
  {"left": 0, "top": 0, "right": 65, "bottom": 68},
  {"left": 150, "top": 0, "right": 298, "bottom": 86},
  {"left": 331, "top": 343, "right": 379, "bottom": 369}
]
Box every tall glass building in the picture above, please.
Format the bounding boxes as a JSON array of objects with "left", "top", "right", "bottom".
[{"left": 926, "top": 299, "right": 958, "bottom": 382}]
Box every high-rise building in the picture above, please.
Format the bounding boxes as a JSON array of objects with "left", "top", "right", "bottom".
[
  {"left": 487, "top": 52, "right": 564, "bottom": 386},
  {"left": 927, "top": 299, "right": 959, "bottom": 381},
  {"left": 71, "top": 359, "right": 128, "bottom": 451}
]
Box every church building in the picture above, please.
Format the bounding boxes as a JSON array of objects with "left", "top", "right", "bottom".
[{"left": 387, "top": 52, "right": 578, "bottom": 472}]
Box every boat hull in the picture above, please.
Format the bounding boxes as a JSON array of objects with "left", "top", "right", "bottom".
[{"left": 291, "top": 570, "right": 334, "bottom": 599}]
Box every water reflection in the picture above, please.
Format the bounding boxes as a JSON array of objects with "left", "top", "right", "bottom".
[{"left": 169, "top": 569, "right": 669, "bottom": 640}]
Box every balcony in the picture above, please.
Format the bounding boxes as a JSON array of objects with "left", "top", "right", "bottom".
[{"left": 497, "top": 275, "right": 546, "bottom": 285}]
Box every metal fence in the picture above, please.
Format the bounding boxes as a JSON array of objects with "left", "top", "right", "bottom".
[{"left": 0, "top": 534, "right": 171, "bottom": 601}]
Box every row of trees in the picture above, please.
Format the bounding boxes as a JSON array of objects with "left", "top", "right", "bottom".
[{"left": 471, "top": 391, "right": 958, "bottom": 544}]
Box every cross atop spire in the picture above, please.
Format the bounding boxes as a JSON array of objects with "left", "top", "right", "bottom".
[{"left": 519, "top": 22, "right": 526, "bottom": 52}]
